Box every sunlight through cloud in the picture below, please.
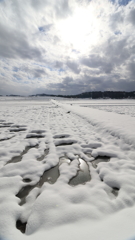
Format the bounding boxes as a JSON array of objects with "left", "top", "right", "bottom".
[{"left": 56, "top": 5, "right": 105, "bottom": 53}]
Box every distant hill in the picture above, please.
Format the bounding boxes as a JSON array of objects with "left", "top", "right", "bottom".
[
  {"left": 30, "top": 91, "right": 135, "bottom": 99},
  {"left": 6, "top": 95, "right": 22, "bottom": 97}
]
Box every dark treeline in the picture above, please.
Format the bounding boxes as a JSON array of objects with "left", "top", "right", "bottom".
[{"left": 32, "top": 91, "right": 135, "bottom": 99}]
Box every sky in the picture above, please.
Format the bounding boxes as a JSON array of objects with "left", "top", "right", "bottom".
[{"left": 0, "top": 0, "right": 135, "bottom": 95}]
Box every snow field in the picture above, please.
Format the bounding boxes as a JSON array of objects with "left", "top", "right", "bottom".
[{"left": 0, "top": 98, "right": 135, "bottom": 240}]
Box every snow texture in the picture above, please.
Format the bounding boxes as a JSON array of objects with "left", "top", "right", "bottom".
[{"left": 0, "top": 97, "right": 135, "bottom": 240}]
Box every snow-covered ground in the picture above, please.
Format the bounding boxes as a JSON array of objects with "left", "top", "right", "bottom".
[{"left": 0, "top": 97, "right": 135, "bottom": 240}]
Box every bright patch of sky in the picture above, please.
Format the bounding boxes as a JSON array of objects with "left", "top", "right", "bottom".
[{"left": 0, "top": 0, "right": 135, "bottom": 95}]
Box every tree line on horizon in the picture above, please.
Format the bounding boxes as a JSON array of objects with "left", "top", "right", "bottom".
[
  {"left": 33, "top": 91, "right": 135, "bottom": 99},
  {"left": 3, "top": 91, "right": 135, "bottom": 99}
]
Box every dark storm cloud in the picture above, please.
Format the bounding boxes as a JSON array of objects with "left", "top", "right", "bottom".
[
  {"left": 81, "top": 54, "right": 114, "bottom": 74},
  {"left": 128, "top": 62, "right": 135, "bottom": 79},
  {"left": 100, "top": 78, "right": 135, "bottom": 91},
  {"left": 22, "top": 67, "right": 47, "bottom": 78},
  {"left": 0, "top": 23, "right": 43, "bottom": 60},
  {"left": 54, "top": 61, "right": 64, "bottom": 68},
  {"left": 110, "top": 3, "right": 135, "bottom": 30},
  {"left": 128, "top": 8, "right": 135, "bottom": 25},
  {"left": 62, "top": 76, "right": 74, "bottom": 85},
  {"left": 114, "top": 79, "right": 135, "bottom": 91},
  {"left": 66, "top": 60, "right": 81, "bottom": 74},
  {"left": 33, "top": 69, "right": 47, "bottom": 78},
  {"left": 44, "top": 73, "right": 135, "bottom": 95},
  {"left": 81, "top": 37, "right": 133, "bottom": 76},
  {"left": 45, "top": 75, "right": 107, "bottom": 95},
  {"left": 104, "top": 38, "right": 130, "bottom": 64}
]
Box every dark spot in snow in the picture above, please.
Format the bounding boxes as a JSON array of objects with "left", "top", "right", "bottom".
[
  {"left": 100, "top": 178, "right": 103, "bottom": 182},
  {"left": 37, "top": 148, "right": 49, "bottom": 161},
  {"left": 91, "top": 156, "right": 110, "bottom": 168},
  {"left": 16, "top": 184, "right": 37, "bottom": 205},
  {"left": 85, "top": 152, "right": 91, "bottom": 158},
  {"left": 30, "top": 130, "right": 46, "bottom": 134},
  {"left": 9, "top": 128, "right": 27, "bottom": 132},
  {"left": 6, "top": 145, "right": 38, "bottom": 164},
  {"left": 36, "top": 193, "right": 40, "bottom": 199},
  {"left": 0, "top": 136, "right": 14, "bottom": 142},
  {"left": 38, "top": 165, "right": 59, "bottom": 186},
  {"left": 23, "top": 178, "right": 32, "bottom": 183},
  {"left": 16, "top": 220, "right": 27, "bottom": 233},
  {"left": 12, "top": 124, "right": 27, "bottom": 128},
  {"left": 58, "top": 136, "right": 66, "bottom": 139},
  {"left": 26, "top": 133, "right": 45, "bottom": 138},
  {"left": 53, "top": 134, "right": 70, "bottom": 139},
  {"left": 112, "top": 187, "right": 119, "bottom": 197},
  {"left": 0, "top": 125, "right": 12, "bottom": 128},
  {"left": 55, "top": 141, "right": 76, "bottom": 146},
  {"left": 16, "top": 165, "right": 59, "bottom": 205}
]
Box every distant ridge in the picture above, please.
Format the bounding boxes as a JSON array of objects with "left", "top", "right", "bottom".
[
  {"left": 30, "top": 91, "right": 135, "bottom": 99},
  {"left": 6, "top": 95, "right": 22, "bottom": 97}
]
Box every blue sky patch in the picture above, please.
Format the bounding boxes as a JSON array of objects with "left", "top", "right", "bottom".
[
  {"left": 110, "top": 0, "right": 132, "bottom": 5},
  {"left": 39, "top": 24, "right": 52, "bottom": 33},
  {"left": 39, "top": 27, "right": 45, "bottom": 32},
  {"left": 119, "top": 0, "right": 132, "bottom": 5},
  {"left": 115, "top": 30, "right": 122, "bottom": 35},
  {"left": 13, "top": 67, "right": 19, "bottom": 72},
  {"left": 58, "top": 68, "right": 65, "bottom": 73},
  {"left": 13, "top": 74, "right": 22, "bottom": 81}
]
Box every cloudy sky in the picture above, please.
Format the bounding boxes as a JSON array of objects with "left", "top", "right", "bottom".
[{"left": 0, "top": 0, "right": 135, "bottom": 95}]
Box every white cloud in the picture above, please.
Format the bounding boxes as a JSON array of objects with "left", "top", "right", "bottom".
[{"left": 0, "top": 0, "right": 135, "bottom": 95}]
